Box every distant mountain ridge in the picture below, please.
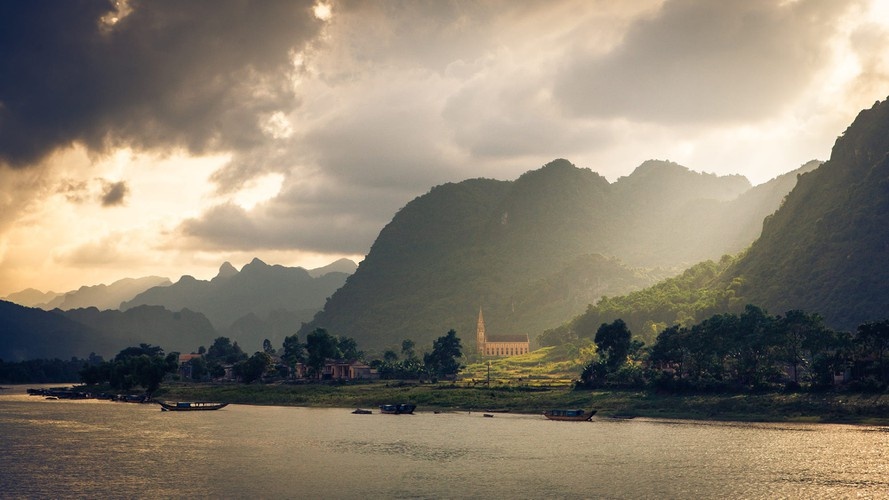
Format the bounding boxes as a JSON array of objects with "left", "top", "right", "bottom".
[
  {"left": 122, "top": 258, "right": 354, "bottom": 350},
  {"left": 3, "top": 276, "right": 171, "bottom": 310},
  {"left": 2, "top": 258, "right": 356, "bottom": 360},
  {"left": 301, "top": 157, "right": 807, "bottom": 352}
]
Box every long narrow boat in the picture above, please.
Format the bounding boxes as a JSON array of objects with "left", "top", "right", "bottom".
[
  {"left": 158, "top": 401, "right": 228, "bottom": 411},
  {"left": 379, "top": 403, "right": 416, "bottom": 414},
  {"left": 543, "top": 409, "right": 596, "bottom": 421}
]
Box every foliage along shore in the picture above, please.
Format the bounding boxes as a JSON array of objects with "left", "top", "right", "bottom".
[{"left": 151, "top": 381, "right": 889, "bottom": 426}]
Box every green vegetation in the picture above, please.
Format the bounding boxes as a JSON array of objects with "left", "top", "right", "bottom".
[
  {"left": 539, "top": 257, "right": 743, "bottom": 346},
  {"left": 0, "top": 357, "right": 97, "bottom": 384},
  {"left": 79, "top": 344, "right": 178, "bottom": 394},
  {"left": 300, "top": 158, "right": 792, "bottom": 353}
]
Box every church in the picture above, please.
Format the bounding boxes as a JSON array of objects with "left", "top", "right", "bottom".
[{"left": 476, "top": 308, "right": 530, "bottom": 357}]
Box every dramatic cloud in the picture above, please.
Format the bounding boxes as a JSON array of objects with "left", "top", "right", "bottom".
[
  {"left": 0, "top": 0, "right": 322, "bottom": 168},
  {"left": 554, "top": 0, "right": 863, "bottom": 124},
  {"left": 2, "top": 0, "right": 889, "bottom": 295}
]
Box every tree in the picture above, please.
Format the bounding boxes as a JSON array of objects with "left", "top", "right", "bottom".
[
  {"left": 856, "top": 320, "right": 889, "bottom": 385},
  {"left": 235, "top": 352, "right": 272, "bottom": 384},
  {"left": 83, "top": 344, "right": 177, "bottom": 395},
  {"left": 263, "top": 338, "right": 276, "bottom": 355},
  {"left": 206, "top": 337, "right": 247, "bottom": 365},
  {"left": 305, "top": 328, "right": 340, "bottom": 378},
  {"left": 282, "top": 334, "right": 304, "bottom": 379},
  {"left": 594, "top": 319, "right": 632, "bottom": 372},
  {"left": 424, "top": 330, "right": 463, "bottom": 379},
  {"left": 401, "top": 339, "right": 416, "bottom": 361},
  {"left": 338, "top": 336, "right": 362, "bottom": 361}
]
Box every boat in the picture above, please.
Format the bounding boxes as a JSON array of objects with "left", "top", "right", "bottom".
[
  {"left": 379, "top": 403, "right": 416, "bottom": 415},
  {"left": 352, "top": 408, "right": 372, "bottom": 414},
  {"left": 543, "top": 409, "right": 596, "bottom": 421},
  {"left": 158, "top": 401, "right": 228, "bottom": 411}
]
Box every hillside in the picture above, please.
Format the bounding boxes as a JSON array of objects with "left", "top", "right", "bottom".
[
  {"left": 560, "top": 97, "right": 889, "bottom": 341},
  {"left": 729, "top": 98, "right": 889, "bottom": 329},
  {"left": 59, "top": 305, "right": 217, "bottom": 357},
  {"left": 301, "top": 158, "right": 803, "bottom": 352},
  {"left": 0, "top": 300, "right": 98, "bottom": 361},
  {"left": 121, "top": 258, "right": 351, "bottom": 350}
]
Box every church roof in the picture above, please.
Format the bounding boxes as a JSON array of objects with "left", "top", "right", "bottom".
[{"left": 486, "top": 334, "right": 528, "bottom": 343}]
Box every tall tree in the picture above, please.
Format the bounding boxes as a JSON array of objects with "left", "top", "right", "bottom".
[
  {"left": 594, "top": 319, "right": 632, "bottom": 371},
  {"left": 305, "top": 328, "right": 340, "bottom": 378},
  {"left": 424, "top": 330, "right": 463, "bottom": 379},
  {"left": 281, "top": 334, "right": 304, "bottom": 379}
]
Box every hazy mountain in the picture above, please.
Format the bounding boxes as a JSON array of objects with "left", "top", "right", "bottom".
[
  {"left": 50, "top": 276, "right": 172, "bottom": 310},
  {"left": 557, "top": 97, "right": 889, "bottom": 341},
  {"left": 0, "top": 300, "right": 98, "bottom": 361},
  {"left": 301, "top": 157, "right": 804, "bottom": 352},
  {"left": 4, "top": 276, "right": 172, "bottom": 311},
  {"left": 308, "top": 258, "right": 358, "bottom": 278},
  {"left": 607, "top": 160, "right": 818, "bottom": 268},
  {"left": 3, "top": 288, "right": 63, "bottom": 308},
  {"left": 58, "top": 305, "right": 217, "bottom": 357},
  {"left": 121, "top": 258, "right": 351, "bottom": 350}
]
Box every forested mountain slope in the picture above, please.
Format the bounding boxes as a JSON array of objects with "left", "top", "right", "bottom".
[
  {"left": 0, "top": 300, "right": 98, "bottom": 361},
  {"left": 302, "top": 158, "right": 804, "bottom": 352},
  {"left": 557, "top": 97, "right": 889, "bottom": 344},
  {"left": 730, "top": 98, "right": 889, "bottom": 329}
]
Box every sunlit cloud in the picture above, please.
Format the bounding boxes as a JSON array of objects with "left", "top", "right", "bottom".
[{"left": 2, "top": 0, "right": 889, "bottom": 295}]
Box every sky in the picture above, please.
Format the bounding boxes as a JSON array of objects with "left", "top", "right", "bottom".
[{"left": 2, "top": 0, "right": 889, "bottom": 296}]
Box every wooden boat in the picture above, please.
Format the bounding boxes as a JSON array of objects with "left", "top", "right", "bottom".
[
  {"left": 158, "top": 401, "right": 228, "bottom": 411},
  {"left": 379, "top": 403, "right": 416, "bottom": 415},
  {"left": 352, "top": 408, "right": 372, "bottom": 414},
  {"left": 543, "top": 409, "right": 596, "bottom": 421}
]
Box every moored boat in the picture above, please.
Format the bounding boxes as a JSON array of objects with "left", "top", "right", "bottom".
[
  {"left": 379, "top": 403, "right": 416, "bottom": 414},
  {"left": 352, "top": 408, "right": 372, "bottom": 414},
  {"left": 158, "top": 401, "right": 228, "bottom": 411},
  {"left": 543, "top": 409, "right": 596, "bottom": 421}
]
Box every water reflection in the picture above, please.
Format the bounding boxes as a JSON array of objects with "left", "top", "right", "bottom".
[{"left": 1, "top": 387, "right": 888, "bottom": 498}]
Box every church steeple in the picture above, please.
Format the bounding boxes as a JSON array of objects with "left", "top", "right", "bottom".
[{"left": 476, "top": 307, "right": 486, "bottom": 355}]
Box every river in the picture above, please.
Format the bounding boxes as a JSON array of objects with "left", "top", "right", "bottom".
[{"left": 1, "top": 386, "right": 887, "bottom": 498}]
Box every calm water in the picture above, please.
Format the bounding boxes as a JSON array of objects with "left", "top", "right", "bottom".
[{"left": 1, "top": 386, "right": 888, "bottom": 499}]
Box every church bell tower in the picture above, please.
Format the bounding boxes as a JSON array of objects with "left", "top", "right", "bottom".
[{"left": 476, "top": 307, "right": 486, "bottom": 355}]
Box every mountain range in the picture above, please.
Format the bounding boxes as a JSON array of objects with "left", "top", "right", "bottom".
[
  {"left": 300, "top": 157, "right": 813, "bottom": 352},
  {"left": 558, "top": 96, "right": 889, "bottom": 342},
  {"left": 4, "top": 276, "right": 171, "bottom": 310},
  {"left": 1, "top": 259, "right": 357, "bottom": 360}
]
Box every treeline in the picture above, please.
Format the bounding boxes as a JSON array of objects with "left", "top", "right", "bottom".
[
  {"left": 72, "top": 328, "right": 465, "bottom": 393},
  {"left": 579, "top": 305, "right": 889, "bottom": 393},
  {"left": 0, "top": 355, "right": 103, "bottom": 384}
]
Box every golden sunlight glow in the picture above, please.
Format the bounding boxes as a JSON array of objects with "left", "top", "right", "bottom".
[
  {"left": 313, "top": 2, "right": 332, "bottom": 21},
  {"left": 232, "top": 172, "right": 284, "bottom": 210}
]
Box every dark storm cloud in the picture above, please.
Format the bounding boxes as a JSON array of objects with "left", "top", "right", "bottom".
[
  {"left": 554, "top": 0, "right": 859, "bottom": 124},
  {"left": 0, "top": 0, "right": 322, "bottom": 169},
  {"left": 100, "top": 180, "right": 128, "bottom": 207}
]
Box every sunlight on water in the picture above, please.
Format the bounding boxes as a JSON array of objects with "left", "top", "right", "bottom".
[{"left": 2, "top": 387, "right": 888, "bottom": 498}]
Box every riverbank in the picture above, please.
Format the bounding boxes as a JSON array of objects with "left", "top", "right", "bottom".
[{"left": 152, "top": 381, "right": 889, "bottom": 425}]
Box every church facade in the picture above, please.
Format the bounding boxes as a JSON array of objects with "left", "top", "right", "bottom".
[{"left": 476, "top": 308, "right": 530, "bottom": 357}]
